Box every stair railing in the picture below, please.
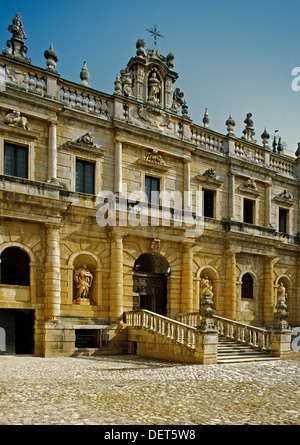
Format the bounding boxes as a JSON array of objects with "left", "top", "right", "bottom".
[
  {"left": 124, "top": 310, "right": 197, "bottom": 350},
  {"left": 177, "top": 312, "right": 272, "bottom": 352},
  {"left": 213, "top": 315, "right": 272, "bottom": 351}
]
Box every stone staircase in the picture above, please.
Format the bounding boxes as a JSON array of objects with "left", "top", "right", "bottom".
[{"left": 217, "top": 335, "right": 279, "bottom": 364}]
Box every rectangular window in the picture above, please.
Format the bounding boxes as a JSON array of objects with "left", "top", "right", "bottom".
[
  {"left": 76, "top": 159, "right": 95, "bottom": 194},
  {"left": 279, "top": 208, "right": 288, "bottom": 233},
  {"left": 203, "top": 189, "right": 215, "bottom": 218},
  {"left": 145, "top": 175, "right": 160, "bottom": 204},
  {"left": 243, "top": 198, "right": 254, "bottom": 224},
  {"left": 4, "top": 142, "right": 28, "bottom": 178}
]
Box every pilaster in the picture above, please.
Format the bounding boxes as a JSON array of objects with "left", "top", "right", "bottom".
[
  {"left": 114, "top": 138, "right": 123, "bottom": 195},
  {"left": 48, "top": 121, "right": 58, "bottom": 183}
]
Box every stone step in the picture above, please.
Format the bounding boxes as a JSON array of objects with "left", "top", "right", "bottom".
[{"left": 217, "top": 335, "right": 279, "bottom": 363}]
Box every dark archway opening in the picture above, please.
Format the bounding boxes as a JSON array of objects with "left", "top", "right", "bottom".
[
  {"left": 1, "top": 247, "right": 30, "bottom": 286},
  {"left": 133, "top": 253, "right": 170, "bottom": 316},
  {"left": 0, "top": 309, "right": 34, "bottom": 354}
]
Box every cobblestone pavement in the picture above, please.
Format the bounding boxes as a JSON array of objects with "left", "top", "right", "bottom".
[{"left": 0, "top": 355, "right": 299, "bottom": 425}]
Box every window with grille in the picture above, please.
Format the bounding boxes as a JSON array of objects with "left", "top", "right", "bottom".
[
  {"left": 76, "top": 159, "right": 95, "bottom": 194},
  {"left": 279, "top": 208, "right": 288, "bottom": 233},
  {"left": 145, "top": 175, "right": 160, "bottom": 204},
  {"left": 241, "top": 273, "right": 253, "bottom": 299},
  {"left": 203, "top": 189, "right": 215, "bottom": 218},
  {"left": 4, "top": 142, "right": 28, "bottom": 179},
  {"left": 243, "top": 198, "right": 254, "bottom": 224}
]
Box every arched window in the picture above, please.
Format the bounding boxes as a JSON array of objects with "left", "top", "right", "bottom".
[
  {"left": 241, "top": 273, "right": 253, "bottom": 299},
  {"left": 0, "top": 247, "right": 30, "bottom": 286}
]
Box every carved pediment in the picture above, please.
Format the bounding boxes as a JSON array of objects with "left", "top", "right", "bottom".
[
  {"left": 274, "top": 190, "right": 295, "bottom": 207},
  {"left": 137, "top": 149, "right": 170, "bottom": 172},
  {"left": 64, "top": 133, "right": 105, "bottom": 156}
]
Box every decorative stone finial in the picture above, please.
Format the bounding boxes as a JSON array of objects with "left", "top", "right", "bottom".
[
  {"left": 226, "top": 114, "right": 235, "bottom": 135},
  {"left": 80, "top": 61, "right": 90, "bottom": 86},
  {"left": 114, "top": 74, "right": 122, "bottom": 94},
  {"left": 202, "top": 108, "right": 210, "bottom": 128},
  {"left": 136, "top": 39, "right": 146, "bottom": 57},
  {"left": 3, "top": 13, "right": 31, "bottom": 63},
  {"left": 261, "top": 128, "right": 270, "bottom": 148},
  {"left": 242, "top": 112, "right": 256, "bottom": 142},
  {"left": 44, "top": 43, "right": 59, "bottom": 72},
  {"left": 181, "top": 100, "right": 189, "bottom": 117},
  {"left": 296, "top": 142, "right": 300, "bottom": 157}
]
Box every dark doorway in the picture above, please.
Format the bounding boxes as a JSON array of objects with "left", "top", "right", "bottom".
[
  {"left": 133, "top": 253, "right": 169, "bottom": 316},
  {"left": 0, "top": 309, "right": 34, "bottom": 354}
]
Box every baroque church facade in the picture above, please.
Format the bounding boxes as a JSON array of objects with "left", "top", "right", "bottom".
[{"left": 0, "top": 14, "right": 299, "bottom": 357}]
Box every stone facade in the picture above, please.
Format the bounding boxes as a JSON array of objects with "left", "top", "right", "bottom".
[{"left": 0, "top": 14, "right": 299, "bottom": 357}]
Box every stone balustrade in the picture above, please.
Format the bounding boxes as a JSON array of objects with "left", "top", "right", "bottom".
[
  {"left": 213, "top": 315, "right": 272, "bottom": 351},
  {"left": 190, "top": 126, "right": 225, "bottom": 153},
  {"left": 59, "top": 79, "right": 111, "bottom": 116},
  {"left": 124, "top": 309, "right": 197, "bottom": 350}
]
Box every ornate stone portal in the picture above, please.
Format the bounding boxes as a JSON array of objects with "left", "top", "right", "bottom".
[{"left": 73, "top": 265, "right": 94, "bottom": 305}]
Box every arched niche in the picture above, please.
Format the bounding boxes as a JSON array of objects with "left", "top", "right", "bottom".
[
  {"left": 197, "top": 265, "right": 219, "bottom": 310},
  {"left": 275, "top": 275, "right": 291, "bottom": 312},
  {"left": 237, "top": 270, "right": 259, "bottom": 323},
  {"left": 68, "top": 251, "right": 101, "bottom": 306}
]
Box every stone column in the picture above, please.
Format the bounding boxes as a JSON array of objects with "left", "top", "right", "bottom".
[
  {"left": 45, "top": 224, "right": 61, "bottom": 320},
  {"left": 48, "top": 121, "right": 58, "bottom": 183},
  {"left": 181, "top": 243, "right": 194, "bottom": 313},
  {"left": 229, "top": 173, "right": 236, "bottom": 220},
  {"left": 110, "top": 233, "right": 124, "bottom": 321},
  {"left": 263, "top": 255, "right": 277, "bottom": 326},
  {"left": 114, "top": 138, "right": 122, "bottom": 195},
  {"left": 224, "top": 249, "right": 237, "bottom": 319}
]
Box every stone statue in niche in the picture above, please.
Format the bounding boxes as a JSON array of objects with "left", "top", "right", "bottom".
[
  {"left": 74, "top": 265, "right": 93, "bottom": 302},
  {"left": 5, "top": 110, "right": 28, "bottom": 129},
  {"left": 201, "top": 276, "right": 213, "bottom": 298},
  {"left": 148, "top": 72, "right": 160, "bottom": 104},
  {"left": 277, "top": 282, "right": 286, "bottom": 303}
]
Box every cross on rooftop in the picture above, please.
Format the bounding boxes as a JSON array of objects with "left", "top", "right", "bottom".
[{"left": 146, "top": 24, "right": 164, "bottom": 47}]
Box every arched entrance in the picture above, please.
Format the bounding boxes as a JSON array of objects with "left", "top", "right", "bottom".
[{"left": 133, "top": 253, "right": 170, "bottom": 316}]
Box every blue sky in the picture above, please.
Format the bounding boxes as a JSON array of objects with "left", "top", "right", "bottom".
[{"left": 0, "top": 0, "right": 299, "bottom": 154}]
